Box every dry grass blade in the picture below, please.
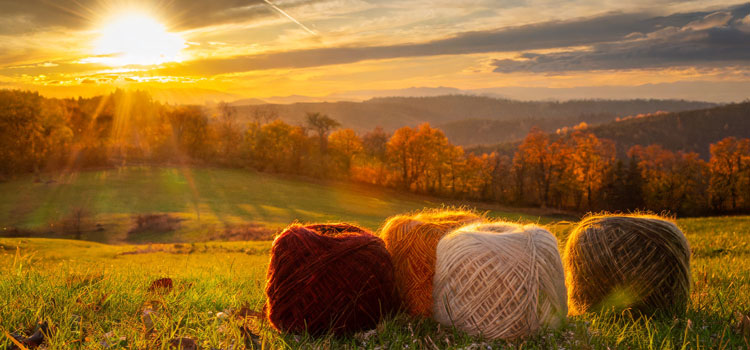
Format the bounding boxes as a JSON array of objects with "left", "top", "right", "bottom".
[{"left": 2, "top": 330, "right": 29, "bottom": 350}]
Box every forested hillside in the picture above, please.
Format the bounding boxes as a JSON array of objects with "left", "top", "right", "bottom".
[
  {"left": 3, "top": 89, "right": 748, "bottom": 215},
  {"left": 476, "top": 102, "right": 750, "bottom": 160},
  {"left": 439, "top": 113, "right": 617, "bottom": 146},
  {"left": 587, "top": 102, "right": 750, "bottom": 159}
]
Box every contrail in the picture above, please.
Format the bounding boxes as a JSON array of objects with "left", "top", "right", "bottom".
[{"left": 262, "top": 0, "right": 318, "bottom": 36}]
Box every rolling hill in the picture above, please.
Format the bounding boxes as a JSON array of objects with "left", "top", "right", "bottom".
[
  {"left": 438, "top": 113, "right": 617, "bottom": 146},
  {"left": 588, "top": 102, "right": 750, "bottom": 158},
  {"left": 0, "top": 166, "right": 557, "bottom": 244},
  {"left": 474, "top": 101, "right": 750, "bottom": 159}
]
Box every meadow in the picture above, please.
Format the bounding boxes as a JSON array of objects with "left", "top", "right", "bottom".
[
  {"left": 0, "top": 166, "right": 551, "bottom": 244},
  {"left": 0, "top": 167, "right": 748, "bottom": 349}
]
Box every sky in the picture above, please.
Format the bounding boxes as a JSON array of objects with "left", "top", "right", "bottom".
[{"left": 1, "top": 0, "right": 750, "bottom": 103}]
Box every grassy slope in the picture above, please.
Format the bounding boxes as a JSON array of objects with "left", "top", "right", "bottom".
[
  {"left": 1, "top": 215, "right": 748, "bottom": 349},
  {"left": 0, "top": 166, "right": 548, "bottom": 243}
]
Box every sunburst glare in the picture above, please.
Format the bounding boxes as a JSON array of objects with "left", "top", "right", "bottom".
[{"left": 93, "top": 12, "right": 186, "bottom": 66}]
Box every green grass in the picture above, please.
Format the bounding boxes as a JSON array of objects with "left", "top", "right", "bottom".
[
  {"left": 0, "top": 167, "right": 748, "bottom": 348},
  {"left": 0, "top": 166, "right": 550, "bottom": 243},
  {"left": 1, "top": 217, "right": 748, "bottom": 348}
]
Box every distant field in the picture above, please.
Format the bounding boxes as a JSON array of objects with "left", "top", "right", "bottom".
[
  {"left": 0, "top": 166, "right": 554, "bottom": 243},
  {"left": 1, "top": 215, "right": 748, "bottom": 348}
]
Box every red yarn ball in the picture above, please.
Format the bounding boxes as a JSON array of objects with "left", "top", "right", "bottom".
[{"left": 265, "top": 223, "right": 400, "bottom": 335}]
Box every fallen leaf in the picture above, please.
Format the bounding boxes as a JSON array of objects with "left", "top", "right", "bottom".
[
  {"left": 234, "top": 305, "right": 263, "bottom": 320},
  {"left": 3, "top": 331, "right": 28, "bottom": 350},
  {"left": 3, "top": 322, "right": 47, "bottom": 350},
  {"left": 169, "top": 337, "right": 198, "bottom": 350},
  {"left": 149, "top": 278, "right": 173, "bottom": 293}
]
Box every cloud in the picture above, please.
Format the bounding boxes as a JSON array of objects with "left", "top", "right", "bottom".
[
  {"left": 492, "top": 6, "right": 750, "bottom": 73},
  {"left": 738, "top": 14, "right": 750, "bottom": 32},
  {"left": 684, "top": 11, "right": 732, "bottom": 30},
  {"left": 0, "top": 0, "right": 329, "bottom": 34},
  {"left": 5, "top": 1, "right": 750, "bottom": 78},
  {"left": 156, "top": 8, "right": 726, "bottom": 76}
]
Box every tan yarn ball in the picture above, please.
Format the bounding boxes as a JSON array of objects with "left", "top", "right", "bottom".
[
  {"left": 379, "top": 209, "right": 482, "bottom": 317},
  {"left": 563, "top": 215, "right": 691, "bottom": 315},
  {"left": 432, "top": 222, "right": 568, "bottom": 340}
]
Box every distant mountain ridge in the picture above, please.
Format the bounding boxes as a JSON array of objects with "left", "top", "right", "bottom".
[
  {"left": 233, "top": 82, "right": 750, "bottom": 105},
  {"left": 229, "top": 95, "right": 715, "bottom": 146}
]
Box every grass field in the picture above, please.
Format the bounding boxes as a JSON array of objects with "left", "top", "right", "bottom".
[
  {"left": 0, "top": 167, "right": 748, "bottom": 349},
  {"left": 0, "top": 166, "right": 552, "bottom": 243}
]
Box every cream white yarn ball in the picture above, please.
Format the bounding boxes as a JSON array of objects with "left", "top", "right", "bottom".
[{"left": 432, "top": 222, "right": 568, "bottom": 340}]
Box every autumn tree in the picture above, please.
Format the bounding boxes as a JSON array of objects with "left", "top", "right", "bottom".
[
  {"left": 512, "top": 143, "right": 529, "bottom": 203},
  {"left": 421, "top": 131, "right": 453, "bottom": 194},
  {"left": 514, "top": 128, "right": 569, "bottom": 207},
  {"left": 462, "top": 152, "right": 496, "bottom": 199},
  {"left": 328, "top": 128, "right": 363, "bottom": 176},
  {"left": 168, "top": 106, "right": 210, "bottom": 160},
  {"left": 213, "top": 102, "right": 244, "bottom": 166},
  {"left": 357, "top": 127, "right": 390, "bottom": 185},
  {"left": 629, "top": 145, "right": 708, "bottom": 214},
  {"left": 248, "top": 120, "right": 309, "bottom": 173},
  {"left": 63, "top": 95, "right": 115, "bottom": 166},
  {"left": 362, "top": 127, "right": 388, "bottom": 161},
  {"left": 251, "top": 105, "right": 279, "bottom": 125},
  {"left": 600, "top": 157, "right": 644, "bottom": 211},
  {"left": 488, "top": 154, "right": 514, "bottom": 203},
  {"left": 568, "top": 131, "right": 616, "bottom": 209},
  {"left": 107, "top": 89, "right": 164, "bottom": 162},
  {"left": 0, "top": 90, "right": 76, "bottom": 176},
  {"left": 305, "top": 112, "right": 340, "bottom": 155},
  {"left": 444, "top": 145, "right": 466, "bottom": 196},
  {"left": 386, "top": 123, "right": 450, "bottom": 192},
  {"left": 387, "top": 126, "right": 417, "bottom": 188},
  {"left": 708, "top": 137, "right": 750, "bottom": 210}
]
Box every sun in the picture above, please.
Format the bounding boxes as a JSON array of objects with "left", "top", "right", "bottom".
[{"left": 93, "top": 12, "right": 186, "bottom": 66}]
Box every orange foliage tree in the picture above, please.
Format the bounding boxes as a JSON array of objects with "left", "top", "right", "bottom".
[
  {"left": 629, "top": 145, "right": 708, "bottom": 213},
  {"left": 567, "top": 131, "right": 616, "bottom": 209},
  {"left": 386, "top": 123, "right": 455, "bottom": 193},
  {"left": 328, "top": 128, "right": 363, "bottom": 177},
  {"left": 708, "top": 137, "right": 750, "bottom": 210},
  {"left": 513, "top": 127, "right": 570, "bottom": 207},
  {"left": 356, "top": 127, "right": 389, "bottom": 185},
  {"left": 247, "top": 120, "right": 309, "bottom": 173}
]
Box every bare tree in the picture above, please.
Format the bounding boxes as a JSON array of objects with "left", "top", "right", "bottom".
[
  {"left": 252, "top": 105, "right": 279, "bottom": 125},
  {"left": 305, "top": 112, "right": 340, "bottom": 155},
  {"left": 67, "top": 207, "right": 90, "bottom": 240}
]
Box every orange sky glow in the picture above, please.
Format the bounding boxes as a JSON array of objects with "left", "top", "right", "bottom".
[{"left": 1, "top": 0, "right": 750, "bottom": 103}]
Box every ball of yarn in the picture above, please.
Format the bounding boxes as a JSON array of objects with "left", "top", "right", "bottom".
[
  {"left": 379, "top": 209, "right": 482, "bottom": 317},
  {"left": 563, "top": 215, "right": 691, "bottom": 315},
  {"left": 265, "top": 223, "right": 400, "bottom": 335},
  {"left": 432, "top": 222, "right": 568, "bottom": 340}
]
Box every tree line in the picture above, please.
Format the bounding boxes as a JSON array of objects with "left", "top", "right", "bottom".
[{"left": 2, "top": 89, "right": 748, "bottom": 215}]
